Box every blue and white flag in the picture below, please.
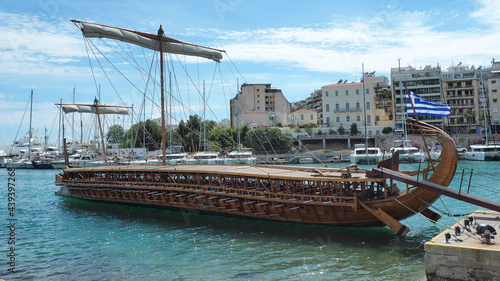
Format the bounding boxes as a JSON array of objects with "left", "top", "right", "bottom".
[{"left": 406, "top": 91, "right": 450, "bottom": 117}]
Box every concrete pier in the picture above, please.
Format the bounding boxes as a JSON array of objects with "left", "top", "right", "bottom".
[{"left": 425, "top": 210, "right": 500, "bottom": 280}]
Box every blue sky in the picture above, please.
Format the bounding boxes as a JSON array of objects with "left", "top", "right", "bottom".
[{"left": 0, "top": 0, "right": 499, "bottom": 145}]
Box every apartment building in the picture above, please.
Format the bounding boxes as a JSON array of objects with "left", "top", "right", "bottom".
[
  {"left": 487, "top": 59, "right": 500, "bottom": 133},
  {"left": 441, "top": 64, "right": 481, "bottom": 134},
  {"left": 230, "top": 83, "right": 291, "bottom": 128},
  {"left": 391, "top": 65, "right": 444, "bottom": 130},
  {"left": 440, "top": 60, "right": 500, "bottom": 134},
  {"left": 321, "top": 74, "right": 389, "bottom": 135}
]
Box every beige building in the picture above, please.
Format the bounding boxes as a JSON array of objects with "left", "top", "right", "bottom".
[
  {"left": 441, "top": 60, "right": 500, "bottom": 134},
  {"left": 321, "top": 74, "right": 389, "bottom": 136},
  {"left": 441, "top": 64, "right": 481, "bottom": 134},
  {"left": 487, "top": 59, "right": 500, "bottom": 133},
  {"left": 230, "top": 83, "right": 291, "bottom": 127},
  {"left": 391, "top": 65, "right": 444, "bottom": 130},
  {"left": 288, "top": 109, "right": 317, "bottom": 126}
]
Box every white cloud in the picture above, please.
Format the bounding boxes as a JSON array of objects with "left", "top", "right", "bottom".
[
  {"left": 204, "top": 3, "right": 500, "bottom": 76},
  {"left": 470, "top": 0, "right": 500, "bottom": 26},
  {"left": 0, "top": 12, "right": 87, "bottom": 76}
]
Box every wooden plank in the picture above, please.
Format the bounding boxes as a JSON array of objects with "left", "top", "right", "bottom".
[
  {"left": 359, "top": 201, "right": 410, "bottom": 237},
  {"left": 370, "top": 168, "right": 500, "bottom": 212}
]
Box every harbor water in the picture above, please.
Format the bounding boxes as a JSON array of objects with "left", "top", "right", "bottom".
[{"left": 1, "top": 161, "right": 499, "bottom": 280}]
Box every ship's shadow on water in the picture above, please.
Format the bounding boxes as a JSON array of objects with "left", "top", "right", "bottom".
[{"left": 56, "top": 196, "right": 430, "bottom": 251}]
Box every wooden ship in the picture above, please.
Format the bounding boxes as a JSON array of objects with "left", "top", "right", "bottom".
[{"left": 55, "top": 21, "right": 500, "bottom": 237}]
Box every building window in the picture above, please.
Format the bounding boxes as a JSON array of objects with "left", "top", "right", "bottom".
[
  {"left": 257, "top": 106, "right": 260, "bottom": 109},
  {"left": 367, "top": 115, "right": 371, "bottom": 124},
  {"left": 356, "top": 115, "right": 361, "bottom": 122},
  {"left": 301, "top": 114, "right": 304, "bottom": 121},
  {"left": 310, "top": 114, "right": 314, "bottom": 120},
  {"left": 326, "top": 117, "right": 330, "bottom": 124},
  {"left": 325, "top": 91, "right": 329, "bottom": 97},
  {"left": 366, "top": 88, "right": 369, "bottom": 95},
  {"left": 257, "top": 89, "right": 260, "bottom": 92},
  {"left": 356, "top": 102, "right": 360, "bottom": 110},
  {"left": 493, "top": 89, "right": 498, "bottom": 94},
  {"left": 257, "top": 100, "right": 260, "bottom": 103},
  {"left": 326, "top": 104, "right": 330, "bottom": 112},
  {"left": 335, "top": 90, "right": 339, "bottom": 96},
  {"left": 366, "top": 102, "right": 371, "bottom": 110},
  {"left": 346, "top": 90, "right": 349, "bottom": 96},
  {"left": 336, "top": 116, "right": 340, "bottom": 122},
  {"left": 493, "top": 99, "right": 498, "bottom": 103},
  {"left": 356, "top": 89, "right": 359, "bottom": 95},
  {"left": 346, "top": 116, "right": 350, "bottom": 122},
  {"left": 335, "top": 103, "right": 340, "bottom": 111},
  {"left": 346, "top": 102, "right": 350, "bottom": 110},
  {"left": 492, "top": 80, "right": 497, "bottom": 84}
]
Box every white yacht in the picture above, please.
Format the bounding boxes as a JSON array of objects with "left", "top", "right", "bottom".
[
  {"left": 465, "top": 142, "right": 500, "bottom": 161},
  {"left": 184, "top": 152, "right": 223, "bottom": 164},
  {"left": 51, "top": 151, "right": 106, "bottom": 168},
  {"left": 390, "top": 140, "right": 421, "bottom": 162},
  {"left": 350, "top": 144, "right": 384, "bottom": 164},
  {"left": 224, "top": 151, "right": 257, "bottom": 165}
]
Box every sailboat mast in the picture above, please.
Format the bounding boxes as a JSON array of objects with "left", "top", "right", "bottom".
[
  {"left": 398, "top": 59, "right": 407, "bottom": 147},
  {"left": 362, "top": 63, "right": 367, "bottom": 151},
  {"left": 481, "top": 69, "right": 488, "bottom": 141},
  {"left": 237, "top": 78, "right": 240, "bottom": 152},
  {"left": 58, "top": 98, "right": 62, "bottom": 155},
  {"left": 94, "top": 98, "right": 107, "bottom": 165},
  {"left": 203, "top": 80, "right": 206, "bottom": 151},
  {"left": 28, "top": 90, "right": 33, "bottom": 161},
  {"left": 159, "top": 25, "right": 166, "bottom": 165},
  {"left": 169, "top": 72, "right": 172, "bottom": 147}
]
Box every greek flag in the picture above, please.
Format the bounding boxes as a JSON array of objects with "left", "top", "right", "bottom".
[{"left": 406, "top": 91, "right": 450, "bottom": 117}]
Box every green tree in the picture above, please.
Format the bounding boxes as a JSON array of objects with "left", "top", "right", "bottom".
[
  {"left": 243, "top": 127, "right": 292, "bottom": 152},
  {"left": 463, "top": 109, "right": 476, "bottom": 134},
  {"left": 125, "top": 119, "right": 164, "bottom": 150},
  {"left": 208, "top": 124, "right": 250, "bottom": 151},
  {"left": 177, "top": 115, "right": 220, "bottom": 152},
  {"left": 106, "top": 124, "right": 125, "bottom": 144},
  {"left": 350, "top": 123, "right": 358, "bottom": 136},
  {"left": 338, "top": 124, "right": 346, "bottom": 135},
  {"left": 304, "top": 125, "right": 313, "bottom": 136},
  {"left": 382, "top": 127, "right": 393, "bottom": 134}
]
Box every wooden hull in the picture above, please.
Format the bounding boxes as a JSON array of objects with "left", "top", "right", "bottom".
[
  {"left": 55, "top": 119, "right": 458, "bottom": 233},
  {"left": 56, "top": 164, "right": 439, "bottom": 227}
]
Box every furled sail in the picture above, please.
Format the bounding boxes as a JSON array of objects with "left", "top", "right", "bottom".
[
  {"left": 57, "top": 104, "right": 130, "bottom": 115},
  {"left": 71, "top": 20, "right": 224, "bottom": 63}
]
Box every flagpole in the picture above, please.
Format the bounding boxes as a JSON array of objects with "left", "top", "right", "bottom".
[
  {"left": 404, "top": 84, "right": 432, "bottom": 165},
  {"left": 362, "top": 63, "right": 367, "bottom": 153}
]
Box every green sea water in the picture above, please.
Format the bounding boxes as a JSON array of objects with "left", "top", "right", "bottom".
[{"left": 1, "top": 161, "right": 499, "bottom": 280}]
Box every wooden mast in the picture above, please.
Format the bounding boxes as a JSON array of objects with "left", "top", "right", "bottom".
[
  {"left": 159, "top": 25, "right": 166, "bottom": 165},
  {"left": 94, "top": 98, "right": 108, "bottom": 165}
]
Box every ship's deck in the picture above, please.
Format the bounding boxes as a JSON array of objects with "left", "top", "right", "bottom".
[{"left": 64, "top": 164, "right": 375, "bottom": 181}]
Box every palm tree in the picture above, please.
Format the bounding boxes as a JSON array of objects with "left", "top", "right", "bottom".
[{"left": 463, "top": 109, "right": 475, "bottom": 134}]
